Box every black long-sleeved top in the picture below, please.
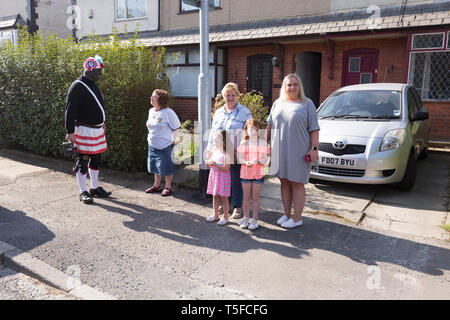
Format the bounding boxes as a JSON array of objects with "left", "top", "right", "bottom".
[{"left": 65, "top": 76, "right": 105, "bottom": 134}]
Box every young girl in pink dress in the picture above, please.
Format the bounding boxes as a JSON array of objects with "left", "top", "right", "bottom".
[
  {"left": 206, "top": 130, "right": 233, "bottom": 226},
  {"left": 237, "top": 119, "right": 269, "bottom": 230}
]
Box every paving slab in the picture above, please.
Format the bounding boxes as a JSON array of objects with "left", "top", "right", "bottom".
[
  {"left": 261, "top": 177, "right": 373, "bottom": 224},
  {"left": 363, "top": 204, "right": 448, "bottom": 241},
  {"left": 0, "top": 266, "right": 78, "bottom": 300},
  {"left": 0, "top": 158, "right": 48, "bottom": 179},
  {"left": 3, "top": 248, "right": 81, "bottom": 292}
]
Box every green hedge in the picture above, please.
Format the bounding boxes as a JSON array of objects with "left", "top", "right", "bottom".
[{"left": 0, "top": 28, "right": 170, "bottom": 171}]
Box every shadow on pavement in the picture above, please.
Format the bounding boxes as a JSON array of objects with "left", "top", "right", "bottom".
[
  {"left": 96, "top": 198, "right": 450, "bottom": 277},
  {"left": 309, "top": 150, "right": 450, "bottom": 212},
  {"left": 1, "top": 148, "right": 449, "bottom": 278},
  {"left": 0, "top": 206, "right": 55, "bottom": 255}
]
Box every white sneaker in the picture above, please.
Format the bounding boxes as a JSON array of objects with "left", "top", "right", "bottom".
[
  {"left": 281, "top": 218, "right": 303, "bottom": 229},
  {"left": 277, "top": 215, "right": 289, "bottom": 225},
  {"left": 217, "top": 217, "right": 229, "bottom": 226},
  {"left": 248, "top": 219, "right": 259, "bottom": 230},
  {"left": 206, "top": 215, "right": 219, "bottom": 222},
  {"left": 239, "top": 217, "right": 249, "bottom": 229}
]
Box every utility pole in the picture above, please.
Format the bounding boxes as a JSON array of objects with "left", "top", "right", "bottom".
[
  {"left": 26, "top": 0, "right": 39, "bottom": 34},
  {"left": 182, "top": 0, "right": 214, "bottom": 197},
  {"left": 198, "top": 0, "right": 211, "bottom": 198}
]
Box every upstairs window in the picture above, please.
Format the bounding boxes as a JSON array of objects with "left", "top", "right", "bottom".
[
  {"left": 180, "top": 0, "right": 220, "bottom": 12},
  {"left": 116, "top": 0, "right": 147, "bottom": 20}
]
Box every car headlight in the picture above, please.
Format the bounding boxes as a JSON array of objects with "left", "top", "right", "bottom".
[{"left": 380, "top": 129, "right": 405, "bottom": 151}]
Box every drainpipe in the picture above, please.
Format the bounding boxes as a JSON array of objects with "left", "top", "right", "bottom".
[
  {"left": 71, "top": 0, "right": 78, "bottom": 42},
  {"left": 26, "top": 0, "right": 38, "bottom": 34},
  {"left": 157, "top": 0, "right": 160, "bottom": 30}
]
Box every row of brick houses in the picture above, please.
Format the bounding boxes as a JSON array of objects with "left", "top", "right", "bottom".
[
  {"left": 1, "top": 0, "right": 449, "bottom": 142},
  {"left": 134, "top": 1, "right": 450, "bottom": 142}
]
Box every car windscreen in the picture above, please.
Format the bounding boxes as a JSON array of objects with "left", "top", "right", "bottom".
[{"left": 318, "top": 90, "right": 402, "bottom": 119}]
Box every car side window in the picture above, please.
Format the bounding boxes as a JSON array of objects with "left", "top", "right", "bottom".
[{"left": 407, "top": 88, "right": 420, "bottom": 118}]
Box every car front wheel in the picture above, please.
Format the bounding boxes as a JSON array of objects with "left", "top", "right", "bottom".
[
  {"left": 397, "top": 151, "right": 416, "bottom": 191},
  {"left": 418, "top": 146, "right": 428, "bottom": 160}
]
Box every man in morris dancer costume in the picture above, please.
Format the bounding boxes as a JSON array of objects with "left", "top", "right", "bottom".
[{"left": 65, "top": 55, "right": 112, "bottom": 204}]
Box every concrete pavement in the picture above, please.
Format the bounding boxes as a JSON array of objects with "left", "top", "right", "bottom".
[
  {"left": 0, "top": 148, "right": 449, "bottom": 300},
  {"left": 0, "top": 266, "right": 78, "bottom": 300}
]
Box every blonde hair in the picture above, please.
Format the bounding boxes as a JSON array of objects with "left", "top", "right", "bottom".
[
  {"left": 221, "top": 82, "right": 240, "bottom": 97},
  {"left": 279, "top": 73, "right": 307, "bottom": 102}
]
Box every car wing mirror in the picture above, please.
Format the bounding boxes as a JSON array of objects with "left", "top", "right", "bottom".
[{"left": 412, "top": 111, "right": 429, "bottom": 121}]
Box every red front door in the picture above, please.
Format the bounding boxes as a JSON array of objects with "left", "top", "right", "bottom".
[{"left": 342, "top": 48, "right": 379, "bottom": 86}]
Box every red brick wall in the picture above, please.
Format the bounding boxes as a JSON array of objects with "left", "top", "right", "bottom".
[
  {"left": 226, "top": 37, "right": 409, "bottom": 107},
  {"left": 227, "top": 45, "right": 279, "bottom": 95},
  {"left": 172, "top": 98, "right": 197, "bottom": 122},
  {"left": 310, "top": 37, "right": 409, "bottom": 105},
  {"left": 424, "top": 101, "right": 450, "bottom": 141},
  {"left": 172, "top": 98, "right": 215, "bottom": 123},
  {"left": 172, "top": 36, "right": 448, "bottom": 140}
]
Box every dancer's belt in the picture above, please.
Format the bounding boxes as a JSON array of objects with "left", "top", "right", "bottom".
[{"left": 75, "top": 122, "right": 103, "bottom": 129}]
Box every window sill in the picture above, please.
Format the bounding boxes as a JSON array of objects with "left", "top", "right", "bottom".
[
  {"left": 177, "top": 7, "right": 222, "bottom": 15},
  {"left": 173, "top": 96, "right": 215, "bottom": 99},
  {"left": 115, "top": 17, "right": 148, "bottom": 23}
]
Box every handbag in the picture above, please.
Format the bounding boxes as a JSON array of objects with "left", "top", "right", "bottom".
[{"left": 62, "top": 141, "right": 74, "bottom": 157}]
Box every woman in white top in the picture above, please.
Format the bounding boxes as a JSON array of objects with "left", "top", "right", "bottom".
[{"left": 145, "top": 89, "right": 181, "bottom": 197}]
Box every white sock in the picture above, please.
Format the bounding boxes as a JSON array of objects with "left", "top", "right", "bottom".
[
  {"left": 89, "top": 168, "right": 99, "bottom": 189},
  {"left": 76, "top": 172, "right": 87, "bottom": 193}
]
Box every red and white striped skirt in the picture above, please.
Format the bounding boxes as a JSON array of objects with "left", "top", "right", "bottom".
[{"left": 74, "top": 125, "right": 107, "bottom": 154}]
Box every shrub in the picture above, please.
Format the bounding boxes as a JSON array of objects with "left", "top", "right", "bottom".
[
  {"left": 181, "top": 119, "right": 194, "bottom": 133},
  {"left": 0, "top": 27, "right": 171, "bottom": 172}
]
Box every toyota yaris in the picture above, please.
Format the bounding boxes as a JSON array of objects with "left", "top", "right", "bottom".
[{"left": 310, "top": 83, "right": 430, "bottom": 191}]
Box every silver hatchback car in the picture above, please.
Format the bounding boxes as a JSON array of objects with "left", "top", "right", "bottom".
[{"left": 310, "top": 83, "right": 430, "bottom": 190}]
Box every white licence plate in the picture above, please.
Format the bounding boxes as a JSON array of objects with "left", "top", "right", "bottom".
[{"left": 320, "top": 156, "right": 356, "bottom": 168}]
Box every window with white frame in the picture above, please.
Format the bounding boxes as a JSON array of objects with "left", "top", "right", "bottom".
[
  {"left": 180, "top": 0, "right": 220, "bottom": 12},
  {"left": 408, "top": 31, "right": 450, "bottom": 100},
  {"left": 116, "top": 0, "right": 147, "bottom": 20},
  {"left": 166, "top": 47, "right": 226, "bottom": 98},
  {"left": 0, "top": 29, "right": 17, "bottom": 48}
]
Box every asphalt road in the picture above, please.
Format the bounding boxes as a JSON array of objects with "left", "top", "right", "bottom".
[{"left": 0, "top": 148, "right": 449, "bottom": 300}]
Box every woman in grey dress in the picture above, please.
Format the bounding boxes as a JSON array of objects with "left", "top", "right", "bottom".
[{"left": 266, "top": 74, "right": 320, "bottom": 228}]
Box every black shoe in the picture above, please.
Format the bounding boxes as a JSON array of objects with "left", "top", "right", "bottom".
[
  {"left": 79, "top": 191, "right": 93, "bottom": 204},
  {"left": 89, "top": 186, "right": 112, "bottom": 198}
]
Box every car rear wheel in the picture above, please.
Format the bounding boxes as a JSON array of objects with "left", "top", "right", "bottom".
[{"left": 397, "top": 152, "right": 416, "bottom": 191}]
